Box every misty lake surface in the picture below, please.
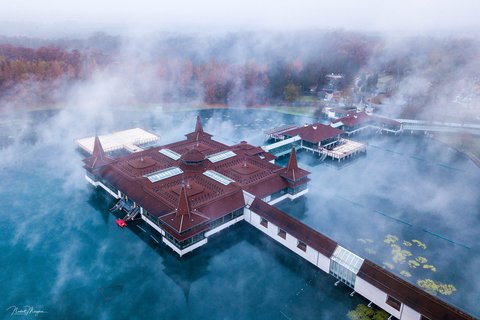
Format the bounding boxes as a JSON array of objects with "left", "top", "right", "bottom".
[{"left": 0, "top": 107, "right": 479, "bottom": 319}]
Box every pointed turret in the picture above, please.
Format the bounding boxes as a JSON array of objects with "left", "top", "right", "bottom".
[
  {"left": 92, "top": 135, "right": 106, "bottom": 158},
  {"left": 83, "top": 135, "right": 113, "bottom": 170},
  {"left": 176, "top": 180, "right": 191, "bottom": 218},
  {"left": 280, "top": 147, "right": 309, "bottom": 183},
  {"left": 195, "top": 115, "right": 203, "bottom": 133},
  {"left": 185, "top": 116, "right": 212, "bottom": 140},
  {"left": 287, "top": 147, "right": 299, "bottom": 172}
]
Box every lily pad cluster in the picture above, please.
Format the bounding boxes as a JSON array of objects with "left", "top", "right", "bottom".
[
  {"left": 356, "top": 234, "right": 456, "bottom": 297},
  {"left": 417, "top": 279, "right": 457, "bottom": 296}
]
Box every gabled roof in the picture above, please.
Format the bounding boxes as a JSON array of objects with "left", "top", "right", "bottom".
[
  {"left": 358, "top": 260, "right": 475, "bottom": 320},
  {"left": 283, "top": 123, "right": 343, "bottom": 144},
  {"left": 250, "top": 198, "right": 337, "bottom": 257}
]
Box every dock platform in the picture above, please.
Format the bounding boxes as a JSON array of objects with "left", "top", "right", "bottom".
[{"left": 76, "top": 128, "right": 160, "bottom": 154}]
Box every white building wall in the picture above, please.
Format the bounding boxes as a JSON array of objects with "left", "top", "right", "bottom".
[
  {"left": 354, "top": 277, "right": 402, "bottom": 319},
  {"left": 85, "top": 175, "right": 119, "bottom": 199},
  {"left": 140, "top": 214, "right": 165, "bottom": 236},
  {"left": 243, "top": 208, "right": 252, "bottom": 223},
  {"left": 242, "top": 191, "right": 255, "bottom": 206},
  {"left": 317, "top": 253, "right": 331, "bottom": 273},
  {"left": 400, "top": 305, "right": 422, "bottom": 320},
  {"left": 248, "top": 212, "right": 319, "bottom": 267},
  {"left": 162, "top": 237, "right": 208, "bottom": 257}
]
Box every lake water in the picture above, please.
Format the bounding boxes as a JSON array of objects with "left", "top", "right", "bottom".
[{"left": 0, "top": 107, "right": 479, "bottom": 319}]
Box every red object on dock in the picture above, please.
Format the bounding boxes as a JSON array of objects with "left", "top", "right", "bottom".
[{"left": 116, "top": 219, "right": 127, "bottom": 228}]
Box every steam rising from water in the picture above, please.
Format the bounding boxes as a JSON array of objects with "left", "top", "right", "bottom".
[{"left": 0, "top": 25, "right": 479, "bottom": 319}]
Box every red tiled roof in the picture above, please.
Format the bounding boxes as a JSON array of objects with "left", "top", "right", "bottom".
[
  {"left": 358, "top": 260, "right": 475, "bottom": 320},
  {"left": 181, "top": 147, "right": 205, "bottom": 163},
  {"left": 250, "top": 198, "right": 337, "bottom": 257},
  {"left": 280, "top": 147, "right": 309, "bottom": 182},
  {"left": 89, "top": 117, "right": 310, "bottom": 241},
  {"left": 159, "top": 210, "right": 210, "bottom": 234},
  {"left": 83, "top": 135, "right": 114, "bottom": 169},
  {"left": 283, "top": 123, "right": 343, "bottom": 144},
  {"left": 332, "top": 112, "right": 371, "bottom": 127},
  {"left": 244, "top": 175, "right": 288, "bottom": 199}
]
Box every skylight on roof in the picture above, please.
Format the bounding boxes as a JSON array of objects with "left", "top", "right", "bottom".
[
  {"left": 145, "top": 167, "right": 183, "bottom": 183},
  {"left": 203, "top": 170, "right": 234, "bottom": 185},
  {"left": 331, "top": 245, "right": 364, "bottom": 274},
  {"left": 207, "top": 150, "right": 236, "bottom": 163},
  {"left": 159, "top": 148, "right": 181, "bottom": 160}
]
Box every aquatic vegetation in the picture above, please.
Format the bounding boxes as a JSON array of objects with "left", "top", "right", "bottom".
[
  {"left": 408, "top": 260, "right": 420, "bottom": 268},
  {"left": 347, "top": 304, "right": 389, "bottom": 320},
  {"left": 417, "top": 279, "right": 456, "bottom": 296},
  {"left": 400, "top": 270, "right": 412, "bottom": 277},
  {"left": 412, "top": 239, "right": 427, "bottom": 249},
  {"left": 403, "top": 241, "right": 412, "bottom": 247},
  {"left": 384, "top": 234, "right": 398, "bottom": 244},
  {"left": 383, "top": 262, "right": 395, "bottom": 270},
  {"left": 358, "top": 238, "right": 374, "bottom": 244},
  {"left": 423, "top": 264, "right": 437, "bottom": 272},
  {"left": 391, "top": 244, "right": 412, "bottom": 263},
  {"left": 390, "top": 244, "right": 400, "bottom": 251},
  {"left": 415, "top": 256, "right": 428, "bottom": 264}
]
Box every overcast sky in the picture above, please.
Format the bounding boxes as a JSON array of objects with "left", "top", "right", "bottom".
[{"left": 1, "top": 0, "right": 480, "bottom": 36}]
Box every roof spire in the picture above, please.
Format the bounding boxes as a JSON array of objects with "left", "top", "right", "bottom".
[
  {"left": 287, "top": 147, "right": 299, "bottom": 172},
  {"left": 195, "top": 115, "right": 203, "bottom": 133},
  {"left": 83, "top": 135, "right": 113, "bottom": 169},
  {"left": 92, "top": 135, "right": 106, "bottom": 159},
  {"left": 176, "top": 180, "right": 191, "bottom": 218}
]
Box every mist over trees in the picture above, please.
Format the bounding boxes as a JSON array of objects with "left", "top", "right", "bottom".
[{"left": 0, "top": 30, "right": 479, "bottom": 120}]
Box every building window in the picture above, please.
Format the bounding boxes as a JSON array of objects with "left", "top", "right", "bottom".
[
  {"left": 260, "top": 218, "right": 268, "bottom": 228},
  {"left": 386, "top": 295, "right": 401, "bottom": 311},
  {"left": 297, "top": 240, "right": 307, "bottom": 252},
  {"left": 278, "top": 228, "right": 286, "bottom": 239}
]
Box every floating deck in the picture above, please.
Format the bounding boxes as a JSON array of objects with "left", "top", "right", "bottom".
[{"left": 321, "top": 138, "right": 367, "bottom": 161}]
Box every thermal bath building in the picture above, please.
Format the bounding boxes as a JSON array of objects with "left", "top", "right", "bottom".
[
  {"left": 83, "top": 117, "right": 309, "bottom": 256},
  {"left": 82, "top": 117, "right": 474, "bottom": 320}
]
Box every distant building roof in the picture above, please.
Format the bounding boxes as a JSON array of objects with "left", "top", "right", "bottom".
[
  {"left": 332, "top": 111, "right": 401, "bottom": 128},
  {"left": 283, "top": 123, "right": 343, "bottom": 144}
]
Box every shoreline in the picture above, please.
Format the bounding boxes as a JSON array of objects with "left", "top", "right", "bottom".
[{"left": 1, "top": 104, "right": 479, "bottom": 168}]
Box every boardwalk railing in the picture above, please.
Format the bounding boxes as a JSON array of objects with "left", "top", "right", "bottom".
[{"left": 398, "top": 119, "right": 480, "bottom": 135}]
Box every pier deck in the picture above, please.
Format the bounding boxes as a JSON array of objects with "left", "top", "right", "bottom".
[{"left": 76, "top": 128, "right": 159, "bottom": 154}]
